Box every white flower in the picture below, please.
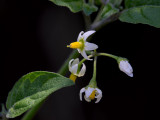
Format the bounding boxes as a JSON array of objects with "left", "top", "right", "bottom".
[
  {"left": 80, "top": 87, "right": 102, "bottom": 103},
  {"left": 67, "top": 30, "right": 98, "bottom": 60},
  {"left": 69, "top": 58, "right": 86, "bottom": 77},
  {"left": 119, "top": 60, "right": 133, "bottom": 77}
]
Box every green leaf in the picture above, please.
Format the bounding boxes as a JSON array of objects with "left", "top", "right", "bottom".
[
  {"left": 95, "top": 0, "right": 101, "bottom": 5},
  {"left": 110, "top": 0, "right": 123, "bottom": 7},
  {"left": 6, "top": 71, "right": 74, "bottom": 118},
  {"left": 83, "top": 3, "right": 98, "bottom": 16},
  {"left": 119, "top": 5, "right": 160, "bottom": 28},
  {"left": 125, "top": 0, "right": 160, "bottom": 8},
  {"left": 100, "top": 3, "right": 119, "bottom": 20},
  {"left": 50, "top": 0, "right": 83, "bottom": 12},
  {"left": 49, "top": 0, "right": 98, "bottom": 15}
]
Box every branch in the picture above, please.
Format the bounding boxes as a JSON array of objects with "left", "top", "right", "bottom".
[{"left": 90, "top": 12, "right": 121, "bottom": 31}]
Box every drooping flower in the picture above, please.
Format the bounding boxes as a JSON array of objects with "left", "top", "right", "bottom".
[
  {"left": 80, "top": 87, "right": 102, "bottom": 103},
  {"left": 69, "top": 58, "right": 86, "bottom": 82},
  {"left": 119, "top": 60, "right": 133, "bottom": 77},
  {"left": 67, "top": 30, "right": 98, "bottom": 60}
]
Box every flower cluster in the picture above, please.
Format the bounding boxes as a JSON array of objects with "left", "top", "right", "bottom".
[{"left": 67, "top": 30, "right": 133, "bottom": 103}]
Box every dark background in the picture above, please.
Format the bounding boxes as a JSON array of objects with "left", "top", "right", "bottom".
[{"left": 0, "top": 0, "right": 156, "bottom": 120}]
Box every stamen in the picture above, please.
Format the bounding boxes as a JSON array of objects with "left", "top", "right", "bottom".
[
  {"left": 89, "top": 90, "right": 96, "bottom": 100},
  {"left": 69, "top": 73, "right": 77, "bottom": 82},
  {"left": 69, "top": 42, "right": 82, "bottom": 49}
]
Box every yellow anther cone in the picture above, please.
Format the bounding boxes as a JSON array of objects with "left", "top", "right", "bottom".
[
  {"left": 69, "top": 73, "right": 77, "bottom": 82},
  {"left": 89, "top": 90, "right": 96, "bottom": 100},
  {"left": 68, "top": 42, "right": 82, "bottom": 49}
]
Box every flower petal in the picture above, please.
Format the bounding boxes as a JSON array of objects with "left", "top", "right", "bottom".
[
  {"left": 80, "top": 50, "right": 92, "bottom": 60},
  {"left": 95, "top": 88, "right": 102, "bottom": 103},
  {"left": 119, "top": 60, "right": 133, "bottom": 77},
  {"left": 84, "top": 95, "right": 91, "bottom": 102},
  {"left": 83, "top": 30, "right": 96, "bottom": 41},
  {"left": 69, "top": 59, "right": 74, "bottom": 72},
  {"left": 77, "top": 49, "right": 81, "bottom": 53},
  {"left": 85, "top": 87, "right": 94, "bottom": 98},
  {"left": 71, "top": 64, "right": 78, "bottom": 75},
  {"left": 79, "top": 88, "right": 85, "bottom": 101},
  {"left": 95, "top": 88, "right": 102, "bottom": 98},
  {"left": 72, "top": 58, "right": 79, "bottom": 66},
  {"left": 95, "top": 96, "right": 102, "bottom": 103},
  {"left": 85, "top": 42, "right": 98, "bottom": 51},
  {"left": 77, "top": 31, "right": 84, "bottom": 41},
  {"left": 78, "top": 63, "right": 86, "bottom": 77},
  {"left": 128, "top": 73, "right": 133, "bottom": 77}
]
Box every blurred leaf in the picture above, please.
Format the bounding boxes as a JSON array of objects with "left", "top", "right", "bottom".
[
  {"left": 95, "top": 0, "right": 101, "bottom": 5},
  {"left": 0, "top": 104, "right": 7, "bottom": 120},
  {"left": 119, "top": 5, "right": 160, "bottom": 28},
  {"left": 50, "top": 0, "right": 98, "bottom": 15},
  {"left": 50, "top": 0, "right": 83, "bottom": 12},
  {"left": 110, "top": 0, "right": 123, "bottom": 7},
  {"left": 6, "top": 71, "right": 74, "bottom": 118},
  {"left": 101, "top": 3, "right": 119, "bottom": 20},
  {"left": 83, "top": 3, "right": 98, "bottom": 16},
  {"left": 125, "top": 0, "right": 160, "bottom": 8}
]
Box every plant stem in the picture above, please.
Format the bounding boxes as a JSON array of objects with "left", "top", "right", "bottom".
[
  {"left": 89, "top": 56, "right": 97, "bottom": 87},
  {"left": 90, "top": 12, "right": 120, "bottom": 31},
  {"left": 79, "top": 55, "right": 93, "bottom": 66},
  {"left": 93, "top": 5, "right": 105, "bottom": 24},
  {"left": 98, "top": 52, "right": 119, "bottom": 60},
  {"left": 92, "top": 56, "right": 97, "bottom": 80},
  {"left": 82, "top": 12, "right": 92, "bottom": 30},
  {"left": 58, "top": 50, "right": 79, "bottom": 75},
  {"left": 21, "top": 100, "right": 44, "bottom": 120},
  {"left": 77, "top": 55, "right": 93, "bottom": 73}
]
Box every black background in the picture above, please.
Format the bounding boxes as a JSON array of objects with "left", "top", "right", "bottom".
[{"left": 0, "top": 0, "right": 156, "bottom": 120}]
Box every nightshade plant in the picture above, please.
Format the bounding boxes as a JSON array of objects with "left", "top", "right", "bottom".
[{"left": 1, "top": 0, "right": 160, "bottom": 119}]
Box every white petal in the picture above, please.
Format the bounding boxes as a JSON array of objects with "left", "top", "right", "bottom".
[
  {"left": 85, "top": 87, "right": 94, "bottom": 98},
  {"left": 95, "top": 96, "right": 102, "bottom": 103},
  {"left": 71, "top": 58, "right": 79, "bottom": 66},
  {"left": 69, "top": 59, "right": 74, "bottom": 72},
  {"left": 119, "top": 60, "right": 133, "bottom": 77},
  {"left": 95, "top": 88, "right": 102, "bottom": 103},
  {"left": 78, "top": 63, "right": 86, "bottom": 77},
  {"left": 83, "top": 30, "right": 96, "bottom": 41},
  {"left": 77, "top": 31, "right": 84, "bottom": 41},
  {"left": 77, "top": 49, "right": 81, "bottom": 53},
  {"left": 128, "top": 73, "right": 133, "bottom": 77},
  {"left": 85, "top": 42, "right": 98, "bottom": 51},
  {"left": 80, "top": 50, "right": 92, "bottom": 60},
  {"left": 95, "top": 88, "right": 102, "bottom": 98},
  {"left": 79, "top": 88, "right": 86, "bottom": 101},
  {"left": 71, "top": 64, "right": 78, "bottom": 75},
  {"left": 84, "top": 95, "right": 91, "bottom": 102}
]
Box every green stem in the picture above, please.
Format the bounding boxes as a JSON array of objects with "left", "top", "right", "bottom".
[
  {"left": 98, "top": 52, "right": 119, "bottom": 60},
  {"left": 89, "top": 56, "right": 97, "bottom": 87},
  {"left": 82, "top": 12, "right": 91, "bottom": 30},
  {"left": 79, "top": 55, "right": 93, "bottom": 66},
  {"left": 21, "top": 100, "right": 44, "bottom": 120},
  {"left": 92, "top": 56, "right": 97, "bottom": 80},
  {"left": 77, "top": 55, "right": 93, "bottom": 74},
  {"left": 90, "top": 12, "right": 120, "bottom": 31},
  {"left": 58, "top": 50, "right": 79, "bottom": 75},
  {"left": 93, "top": 5, "right": 105, "bottom": 24}
]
